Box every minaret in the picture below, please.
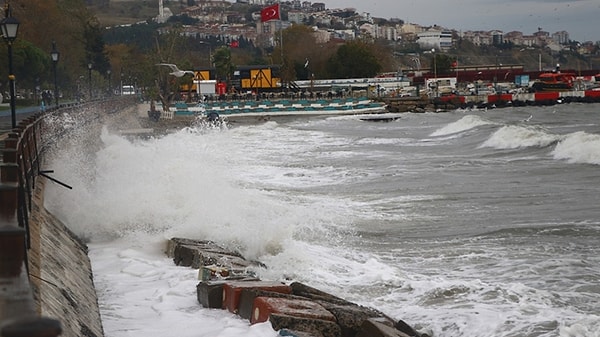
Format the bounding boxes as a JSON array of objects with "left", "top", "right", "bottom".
[{"left": 156, "top": 0, "right": 167, "bottom": 23}]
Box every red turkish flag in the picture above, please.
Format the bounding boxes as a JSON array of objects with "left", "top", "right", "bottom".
[{"left": 260, "top": 3, "right": 280, "bottom": 22}]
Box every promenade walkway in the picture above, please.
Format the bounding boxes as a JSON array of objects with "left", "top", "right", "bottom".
[
  {"left": 0, "top": 104, "right": 45, "bottom": 133},
  {"left": 0, "top": 105, "right": 45, "bottom": 163}
]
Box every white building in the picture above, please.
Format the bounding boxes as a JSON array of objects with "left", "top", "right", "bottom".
[
  {"left": 382, "top": 26, "right": 398, "bottom": 41},
  {"left": 417, "top": 29, "right": 453, "bottom": 50},
  {"left": 236, "top": 0, "right": 269, "bottom": 4},
  {"left": 288, "top": 10, "right": 308, "bottom": 24},
  {"left": 552, "top": 31, "right": 570, "bottom": 45}
]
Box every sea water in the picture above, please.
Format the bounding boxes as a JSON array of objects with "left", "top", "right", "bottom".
[{"left": 44, "top": 103, "right": 600, "bottom": 337}]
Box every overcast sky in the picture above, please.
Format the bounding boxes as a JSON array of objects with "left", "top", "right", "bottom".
[{"left": 321, "top": 0, "right": 599, "bottom": 42}]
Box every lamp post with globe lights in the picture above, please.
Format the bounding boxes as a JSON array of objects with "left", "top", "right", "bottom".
[
  {"left": 107, "top": 69, "right": 111, "bottom": 96},
  {"left": 88, "top": 63, "right": 92, "bottom": 99},
  {"left": 1, "top": 8, "right": 20, "bottom": 128},
  {"left": 51, "top": 41, "right": 60, "bottom": 107}
]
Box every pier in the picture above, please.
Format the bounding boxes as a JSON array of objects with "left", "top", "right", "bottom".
[{"left": 380, "top": 89, "right": 600, "bottom": 112}]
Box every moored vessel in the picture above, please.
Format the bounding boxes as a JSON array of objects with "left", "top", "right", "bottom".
[{"left": 530, "top": 65, "right": 576, "bottom": 92}]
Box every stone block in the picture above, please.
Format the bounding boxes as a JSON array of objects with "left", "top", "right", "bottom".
[
  {"left": 356, "top": 318, "right": 412, "bottom": 337},
  {"left": 289, "top": 282, "right": 352, "bottom": 306},
  {"left": 196, "top": 281, "right": 226, "bottom": 308},
  {"left": 269, "top": 313, "right": 341, "bottom": 337},
  {"left": 222, "top": 281, "right": 291, "bottom": 313},
  {"left": 318, "top": 302, "right": 394, "bottom": 337},
  {"left": 252, "top": 296, "right": 336, "bottom": 324},
  {"left": 238, "top": 289, "right": 307, "bottom": 321},
  {"left": 278, "top": 329, "right": 319, "bottom": 337}
]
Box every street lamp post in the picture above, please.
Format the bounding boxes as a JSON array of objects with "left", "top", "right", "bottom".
[
  {"left": 88, "top": 63, "right": 92, "bottom": 100},
  {"left": 107, "top": 69, "right": 111, "bottom": 96},
  {"left": 51, "top": 41, "right": 60, "bottom": 107},
  {"left": 494, "top": 55, "right": 498, "bottom": 93},
  {"left": 76, "top": 76, "right": 83, "bottom": 103},
  {"left": 199, "top": 41, "right": 212, "bottom": 67},
  {"left": 253, "top": 73, "right": 261, "bottom": 100},
  {"left": 431, "top": 48, "right": 438, "bottom": 98},
  {"left": 1, "top": 11, "right": 20, "bottom": 129}
]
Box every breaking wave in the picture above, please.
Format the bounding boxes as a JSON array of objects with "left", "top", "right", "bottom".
[
  {"left": 430, "top": 115, "right": 496, "bottom": 137},
  {"left": 553, "top": 131, "right": 600, "bottom": 165},
  {"left": 480, "top": 125, "right": 560, "bottom": 149}
]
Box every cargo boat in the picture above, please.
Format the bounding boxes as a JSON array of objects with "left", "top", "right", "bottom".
[{"left": 530, "top": 66, "right": 576, "bottom": 92}]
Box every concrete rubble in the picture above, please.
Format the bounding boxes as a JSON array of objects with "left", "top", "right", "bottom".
[{"left": 166, "top": 237, "right": 429, "bottom": 337}]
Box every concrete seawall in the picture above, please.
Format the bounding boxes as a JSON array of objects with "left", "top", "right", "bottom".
[
  {"left": 28, "top": 176, "right": 104, "bottom": 337},
  {"left": 1, "top": 98, "right": 141, "bottom": 337}
]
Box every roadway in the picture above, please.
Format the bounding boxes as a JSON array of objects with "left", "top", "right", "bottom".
[
  {"left": 0, "top": 104, "right": 44, "bottom": 135},
  {"left": 0, "top": 105, "right": 44, "bottom": 161}
]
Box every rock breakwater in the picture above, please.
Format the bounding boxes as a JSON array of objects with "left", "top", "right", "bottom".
[{"left": 167, "top": 238, "right": 428, "bottom": 337}]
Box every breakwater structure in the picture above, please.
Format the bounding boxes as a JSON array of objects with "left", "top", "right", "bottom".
[
  {"left": 152, "top": 96, "right": 387, "bottom": 122},
  {"left": 167, "top": 238, "right": 426, "bottom": 337},
  {"left": 1, "top": 98, "right": 427, "bottom": 337},
  {"left": 195, "top": 97, "right": 387, "bottom": 117},
  {"left": 382, "top": 89, "right": 600, "bottom": 112}
]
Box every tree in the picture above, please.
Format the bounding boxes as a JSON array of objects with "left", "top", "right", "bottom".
[
  {"left": 84, "top": 21, "right": 111, "bottom": 74},
  {"left": 151, "top": 28, "right": 190, "bottom": 110},
  {"left": 168, "top": 14, "right": 199, "bottom": 26},
  {"left": 0, "top": 40, "right": 51, "bottom": 99},
  {"left": 14, "top": 41, "right": 50, "bottom": 89},
  {"left": 272, "top": 25, "right": 321, "bottom": 82},
  {"left": 326, "top": 41, "right": 382, "bottom": 78},
  {"left": 6, "top": 0, "right": 102, "bottom": 96},
  {"left": 212, "top": 46, "right": 235, "bottom": 83},
  {"left": 430, "top": 53, "right": 454, "bottom": 75},
  {"left": 103, "top": 22, "right": 161, "bottom": 52}
]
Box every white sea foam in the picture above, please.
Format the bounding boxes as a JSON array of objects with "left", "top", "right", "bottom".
[
  {"left": 89, "top": 236, "right": 279, "bottom": 337},
  {"left": 44, "top": 123, "right": 354, "bottom": 337},
  {"left": 355, "top": 137, "right": 412, "bottom": 146},
  {"left": 46, "top": 126, "right": 335, "bottom": 259},
  {"left": 552, "top": 131, "right": 600, "bottom": 165}
]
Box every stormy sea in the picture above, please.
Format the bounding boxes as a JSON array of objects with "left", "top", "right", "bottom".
[{"left": 45, "top": 102, "right": 600, "bottom": 337}]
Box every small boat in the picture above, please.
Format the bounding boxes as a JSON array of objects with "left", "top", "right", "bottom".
[
  {"left": 531, "top": 65, "right": 576, "bottom": 92},
  {"left": 359, "top": 115, "right": 400, "bottom": 122}
]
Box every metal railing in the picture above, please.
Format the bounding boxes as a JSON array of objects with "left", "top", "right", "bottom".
[
  {"left": 0, "top": 109, "right": 62, "bottom": 336},
  {"left": 0, "top": 97, "right": 138, "bottom": 337}
]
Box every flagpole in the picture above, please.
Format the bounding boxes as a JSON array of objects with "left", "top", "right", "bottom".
[
  {"left": 260, "top": 2, "right": 284, "bottom": 88},
  {"left": 278, "top": 1, "right": 284, "bottom": 89}
]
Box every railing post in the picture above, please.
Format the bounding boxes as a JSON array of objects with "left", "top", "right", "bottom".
[
  {"left": 0, "top": 225, "right": 25, "bottom": 278},
  {"left": 1, "top": 129, "right": 29, "bottom": 322},
  {"left": 0, "top": 225, "right": 35, "bottom": 329},
  {"left": 1, "top": 125, "right": 62, "bottom": 337},
  {"left": 1, "top": 132, "right": 19, "bottom": 225},
  {"left": 1, "top": 316, "right": 62, "bottom": 337}
]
